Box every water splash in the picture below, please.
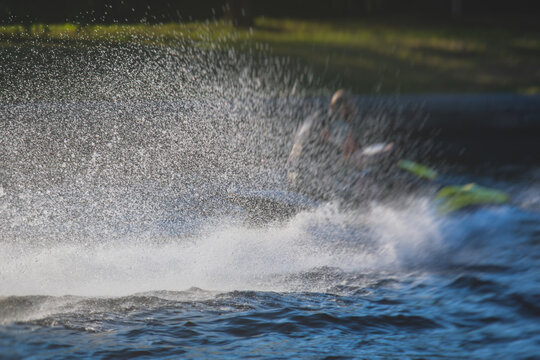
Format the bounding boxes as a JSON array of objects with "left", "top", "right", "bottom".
[
  {"left": 1, "top": 25, "right": 534, "bottom": 303},
  {"left": 6, "top": 196, "right": 533, "bottom": 298},
  {"left": 0, "top": 199, "right": 436, "bottom": 296}
]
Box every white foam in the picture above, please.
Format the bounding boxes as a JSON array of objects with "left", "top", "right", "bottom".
[{"left": 0, "top": 198, "right": 449, "bottom": 297}]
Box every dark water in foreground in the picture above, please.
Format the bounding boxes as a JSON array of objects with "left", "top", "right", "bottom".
[{"left": 2, "top": 259, "right": 537, "bottom": 360}]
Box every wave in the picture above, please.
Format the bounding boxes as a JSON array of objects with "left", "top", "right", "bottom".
[{"left": 2, "top": 197, "right": 533, "bottom": 299}]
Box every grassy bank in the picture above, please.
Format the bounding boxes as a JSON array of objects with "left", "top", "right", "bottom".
[{"left": 1, "top": 18, "right": 539, "bottom": 94}]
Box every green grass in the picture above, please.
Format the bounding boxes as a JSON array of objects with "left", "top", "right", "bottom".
[
  {"left": 1, "top": 18, "right": 539, "bottom": 94},
  {"left": 0, "top": 22, "right": 237, "bottom": 43}
]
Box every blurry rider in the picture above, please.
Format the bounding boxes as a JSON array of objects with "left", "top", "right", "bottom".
[
  {"left": 325, "top": 89, "right": 359, "bottom": 158},
  {"left": 286, "top": 89, "right": 359, "bottom": 189},
  {"left": 286, "top": 89, "right": 394, "bottom": 195}
]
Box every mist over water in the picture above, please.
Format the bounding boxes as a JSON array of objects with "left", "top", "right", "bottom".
[{"left": 1, "top": 31, "right": 539, "bottom": 359}]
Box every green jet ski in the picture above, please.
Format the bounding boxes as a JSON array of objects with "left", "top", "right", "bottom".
[{"left": 230, "top": 90, "right": 510, "bottom": 223}]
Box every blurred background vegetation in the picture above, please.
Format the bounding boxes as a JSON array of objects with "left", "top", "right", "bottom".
[{"left": 0, "top": 0, "right": 539, "bottom": 94}]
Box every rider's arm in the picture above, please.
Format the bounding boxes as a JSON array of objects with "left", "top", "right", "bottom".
[{"left": 343, "top": 132, "right": 357, "bottom": 158}]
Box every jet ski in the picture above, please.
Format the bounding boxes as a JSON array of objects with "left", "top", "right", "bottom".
[{"left": 227, "top": 90, "right": 510, "bottom": 223}]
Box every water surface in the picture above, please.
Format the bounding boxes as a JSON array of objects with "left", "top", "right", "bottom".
[{"left": 1, "top": 42, "right": 539, "bottom": 359}]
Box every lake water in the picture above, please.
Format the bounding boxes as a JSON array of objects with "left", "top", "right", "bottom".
[{"left": 0, "top": 42, "right": 539, "bottom": 359}]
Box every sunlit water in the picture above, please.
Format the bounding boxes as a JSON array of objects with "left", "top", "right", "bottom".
[{"left": 1, "top": 37, "right": 539, "bottom": 359}]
